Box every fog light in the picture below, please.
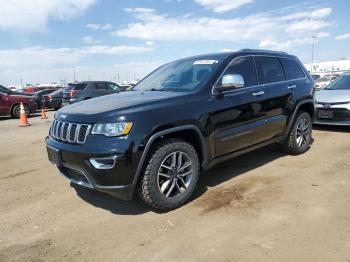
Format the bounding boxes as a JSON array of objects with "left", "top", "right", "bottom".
[{"left": 89, "top": 156, "right": 117, "bottom": 170}]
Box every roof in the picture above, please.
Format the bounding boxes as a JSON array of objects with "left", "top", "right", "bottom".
[{"left": 179, "top": 49, "right": 296, "bottom": 62}]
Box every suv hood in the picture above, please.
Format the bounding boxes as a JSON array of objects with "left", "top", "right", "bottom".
[
  {"left": 315, "top": 89, "right": 350, "bottom": 103},
  {"left": 58, "top": 91, "right": 187, "bottom": 116}
]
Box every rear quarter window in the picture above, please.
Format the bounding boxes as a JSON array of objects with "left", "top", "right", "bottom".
[
  {"left": 281, "top": 58, "right": 305, "bottom": 80},
  {"left": 67, "top": 83, "right": 87, "bottom": 90},
  {"left": 255, "top": 56, "right": 286, "bottom": 84}
]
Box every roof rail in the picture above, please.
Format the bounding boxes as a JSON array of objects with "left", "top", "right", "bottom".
[{"left": 239, "top": 48, "right": 288, "bottom": 54}]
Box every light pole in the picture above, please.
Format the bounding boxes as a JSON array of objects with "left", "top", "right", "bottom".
[
  {"left": 311, "top": 36, "right": 316, "bottom": 73},
  {"left": 73, "top": 67, "right": 76, "bottom": 82}
]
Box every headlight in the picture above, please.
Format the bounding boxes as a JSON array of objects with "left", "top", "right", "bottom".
[{"left": 91, "top": 122, "right": 133, "bottom": 137}]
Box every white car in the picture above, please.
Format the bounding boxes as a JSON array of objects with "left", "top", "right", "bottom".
[{"left": 314, "top": 74, "right": 340, "bottom": 90}]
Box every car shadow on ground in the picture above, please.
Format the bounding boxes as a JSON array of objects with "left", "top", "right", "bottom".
[
  {"left": 0, "top": 116, "right": 12, "bottom": 121},
  {"left": 192, "top": 144, "right": 285, "bottom": 201},
  {"left": 72, "top": 144, "right": 286, "bottom": 215}
]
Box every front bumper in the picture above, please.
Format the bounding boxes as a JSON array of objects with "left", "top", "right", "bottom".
[
  {"left": 314, "top": 105, "right": 350, "bottom": 126},
  {"left": 46, "top": 134, "right": 144, "bottom": 201}
]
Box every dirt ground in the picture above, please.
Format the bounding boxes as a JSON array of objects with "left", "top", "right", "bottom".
[{"left": 1, "top": 110, "right": 350, "bottom": 262}]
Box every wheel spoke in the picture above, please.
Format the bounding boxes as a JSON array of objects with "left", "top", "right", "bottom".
[
  {"left": 161, "top": 164, "right": 172, "bottom": 170},
  {"left": 178, "top": 170, "right": 192, "bottom": 177},
  {"left": 158, "top": 172, "right": 171, "bottom": 178},
  {"left": 160, "top": 179, "right": 171, "bottom": 193},
  {"left": 171, "top": 152, "right": 177, "bottom": 168},
  {"left": 166, "top": 179, "right": 176, "bottom": 197},
  {"left": 175, "top": 180, "right": 183, "bottom": 193},
  {"left": 178, "top": 177, "right": 188, "bottom": 189},
  {"left": 296, "top": 136, "right": 303, "bottom": 147},
  {"left": 178, "top": 162, "right": 191, "bottom": 172},
  {"left": 177, "top": 152, "right": 182, "bottom": 169}
]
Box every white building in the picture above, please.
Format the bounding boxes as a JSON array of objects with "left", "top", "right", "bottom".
[{"left": 304, "top": 59, "right": 350, "bottom": 73}]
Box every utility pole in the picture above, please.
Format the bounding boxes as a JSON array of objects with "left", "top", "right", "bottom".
[
  {"left": 117, "top": 74, "right": 120, "bottom": 83},
  {"left": 113, "top": 75, "right": 117, "bottom": 83},
  {"left": 311, "top": 36, "right": 316, "bottom": 73},
  {"left": 20, "top": 78, "right": 23, "bottom": 88},
  {"left": 73, "top": 67, "right": 76, "bottom": 82}
]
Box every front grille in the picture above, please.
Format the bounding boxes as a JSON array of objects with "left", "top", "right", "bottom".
[
  {"left": 317, "top": 108, "right": 350, "bottom": 121},
  {"left": 50, "top": 119, "right": 91, "bottom": 144}
]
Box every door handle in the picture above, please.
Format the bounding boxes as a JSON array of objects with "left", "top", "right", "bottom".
[
  {"left": 253, "top": 91, "right": 264, "bottom": 96},
  {"left": 287, "top": 85, "right": 296, "bottom": 90}
]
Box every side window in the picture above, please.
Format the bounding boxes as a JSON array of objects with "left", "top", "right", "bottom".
[
  {"left": 107, "top": 83, "right": 121, "bottom": 91},
  {"left": 221, "top": 56, "right": 258, "bottom": 87},
  {"left": 255, "top": 56, "right": 286, "bottom": 84},
  {"left": 95, "top": 83, "right": 107, "bottom": 90},
  {"left": 281, "top": 58, "right": 305, "bottom": 80}
]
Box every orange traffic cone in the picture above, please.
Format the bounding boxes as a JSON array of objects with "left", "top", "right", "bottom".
[
  {"left": 19, "top": 102, "right": 30, "bottom": 127},
  {"left": 41, "top": 107, "right": 48, "bottom": 119}
]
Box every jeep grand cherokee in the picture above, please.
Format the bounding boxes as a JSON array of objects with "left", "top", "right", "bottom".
[{"left": 46, "top": 49, "right": 315, "bottom": 211}]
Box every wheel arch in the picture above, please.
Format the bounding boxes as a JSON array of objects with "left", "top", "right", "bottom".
[
  {"left": 131, "top": 125, "right": 208, "bottom": 191},
  {"left": 284, "top": 99, "right": 315, "bottom": 137},
  {"left": 10, "top": 102, "right": 31, "bottom": 116}
]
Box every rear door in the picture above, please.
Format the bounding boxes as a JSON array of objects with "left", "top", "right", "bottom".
[
  {"left": 213, "top": 56, "right": 268, "bottom": 157},
  {"left": 92, "top": 82, "right": 109, "bottom": 97},
  {"left": 254, "top": 56, "right": 294, "bottom": 140}
]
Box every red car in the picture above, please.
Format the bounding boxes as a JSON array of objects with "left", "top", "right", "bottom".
[{"left": 0, "top": 85, "right": 37, "bottom": 118}]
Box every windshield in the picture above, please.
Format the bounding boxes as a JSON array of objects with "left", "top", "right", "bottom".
[
  {"left": 134, "top": 56, "right": 224, "bottom": 92},
  {"left": 0, "top": 85, "right": 11, "bottom": 93},
  {"left": 316, "top": 76, "right": 332, "bottom": 82},
  {"left": 325, "top": 75, "right": 350, "bottom": 90}
]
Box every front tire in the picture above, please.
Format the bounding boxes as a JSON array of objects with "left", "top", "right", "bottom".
[
  {"left": 139, "top": 139, "right": 200, "bottom": 211},
  {"left": 282, "top": 111, "right": 312, "bottom": 155}
]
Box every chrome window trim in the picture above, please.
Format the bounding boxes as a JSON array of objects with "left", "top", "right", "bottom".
[{"left": 212, "top": 54, "right": 308, "bottom": 95}]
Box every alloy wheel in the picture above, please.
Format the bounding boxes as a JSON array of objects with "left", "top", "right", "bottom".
[
  {"left": 157, "top": 151, "right": 193, "bottom": 198},
  {"left": 296, "top": 117, "right": 311, "bottom": 147}
]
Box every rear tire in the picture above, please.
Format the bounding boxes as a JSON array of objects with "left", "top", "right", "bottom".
[
  {"left": 12, "top": 104, "right": 30, "bottom": 119},
  {"left": 138, "top": 139, "right": 200, "bottom": 211},
  {"left": 282, "top": 111, "right": 312, "bottom": 155}
]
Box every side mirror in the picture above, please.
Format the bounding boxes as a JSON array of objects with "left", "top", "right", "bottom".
[{"left": 214, "top": 74, "right": 245, "bottom": 93}]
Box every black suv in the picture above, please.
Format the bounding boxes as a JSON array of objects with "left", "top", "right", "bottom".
[
  {"left": 62, "top": 81, "right": 121, "bottom": 106},
  {"left": 46, "top": 49, "right": 315, "bottom": 211}
]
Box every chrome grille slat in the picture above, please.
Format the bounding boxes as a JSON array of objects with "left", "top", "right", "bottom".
[{"left": 49, "top": 120, "right": 91, "bottom": 144}]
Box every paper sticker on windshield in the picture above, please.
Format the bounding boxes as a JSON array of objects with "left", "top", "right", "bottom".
[{"left": 193, "top": 60, "right": 219, "bottom": 65}]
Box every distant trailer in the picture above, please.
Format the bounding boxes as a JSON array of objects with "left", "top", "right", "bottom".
[{"left": 304, "top": 59, "right": 350, "bottom": 73}]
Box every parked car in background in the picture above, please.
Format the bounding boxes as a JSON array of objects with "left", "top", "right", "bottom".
[
  {"left": 34, "top": 89, "right": 57, "bottom": 108},
  {"left": 0, "top": 85, "right": 37, "bottom": 118},
  {"left": 42, "top": 89, "right": 64, "bottom": 110},
  {"left": 314, "top": 73, "right": 340, "bottom": 90},
  {"left": 47, "top": 49, "right": 315, "bottom": 211},
  {"left": 24, "top": 86, "right": 59, "bottom": 93},
  {"left": 62, "top": 81, "right": 121, "bottom": 106},
  {"left": 314, "top": 73, "right": 350, "bottom": 125}
]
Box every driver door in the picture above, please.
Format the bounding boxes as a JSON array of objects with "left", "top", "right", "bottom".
[{"left": 212, "top": 56, "right": 268, "bottom": 157}]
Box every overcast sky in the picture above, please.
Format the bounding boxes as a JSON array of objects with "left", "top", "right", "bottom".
[{"left": 0, "top": 0, "right": 349, "bottom": 85}]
